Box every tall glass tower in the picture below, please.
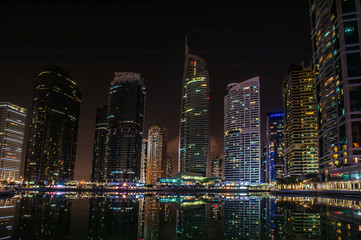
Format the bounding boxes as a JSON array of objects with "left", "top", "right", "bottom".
[
  {"left": 310, "top": 0, "right": 361, "bottom": 180},
  {"left": 105, "top": 72, "right": 146, "bottom": 183},
  {"left": 0, "top": 102, "right": 27, "bottom": 180},
  {"left": 179, "top": 37, "right": 210, "bottom": 176},
  {"left": 24, "top": 65, "right": 81, "bottom": 184},
  {"left": 224, "top": 77, "right": 261, "bottom": 185},
  {"left": 266, "top": 112, "right": 285, "bottom": 183},
  {"left": 91, "top": 105, "right": 108, "bottom": 182}
]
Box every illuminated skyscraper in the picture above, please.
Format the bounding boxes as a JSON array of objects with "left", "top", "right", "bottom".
[
  {"left": 310, "top": 0, "right": 361, "bottom": 180},
  {"left": 224, "top": 77, "right": 261, "bottom": 185},
  {"left": 266, "top": 112, "right": 285, "bottom": 183},
  {"left": 165, "top": 155, "right": 173, "bottom": 177},
  {"left": 282, "top": 64, "right": 318, "bottom": 176},
  {"left": 146, "top": 125, "right": 168, "bottom": 185},
  {"left": 91, "top": 105, "right": 108, "bottom": 182},
  {"left": 140, "top": 139, "right": 148, "bottom": 184},
  {"left": 0, "top": 102, "right": 26, "bottom": 180},
  {"left": 24, "top": 65, "right": 81, "bottom": 184},
  {"left": 210, "top": 156, "right": 223, "bottom": 178},
  {"left": 105, "top": 72, "right": 146, "bottom": 182},
  {"left": 179, "top": 37, "right": 210, "bottom": 176}
]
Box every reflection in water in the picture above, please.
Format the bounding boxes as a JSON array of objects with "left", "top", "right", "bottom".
[
  {"left": 0, "top": 193, "right": 360, "bottom": 239},
  {"left": 223, "top": 196, "right": 260, "bottom": 240},
  {"left": 176, "top": 205, "right": 207, "bottom": 240},
  {"left": 0, "top": 198, "right": 16, "bottom": 239},
  {"left": 88, "top": 194, "right": 139, "bottom": 239},
  {"left": 16, "top": 193, "right": 72, "bottom": 240}
]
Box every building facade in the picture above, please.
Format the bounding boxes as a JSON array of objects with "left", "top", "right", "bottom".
[
  {"left": 91, "top": 105, "right": 108, "bottom": 182},
  {"left": 140, "top": 139, "right": 148, "bottom": 184},
  {"left": 283, "top": 64, "right": 318, "bottom": 176},
  {"left": 210, "top": 156, "right": 223, "bottom": 178},
  {"left": 146, "top": 125, "right": 168, "bottom": 185},
  {"left": 179, "top": 38, "right": 210, "bottom": 176},
  {"left": 310, "top": 0, "right": 361, "bottom": 180},
  {"left": 266, "top": 112, "right": 285, "bottom": 183},
  {"left": 224, "top": 77, "right": 261, "bottom": 185},
  {"left": 105, "top": 72, "right": 146, "bottom": 183},
  {"left": 0, "top": 102, "right": 27, "bottom": 180},
  {"left": 24, "top": 65, "right": 81, "bottom": 184}
]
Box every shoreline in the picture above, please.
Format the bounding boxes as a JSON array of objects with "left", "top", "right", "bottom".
[{"left": 4, "top": 187, "right": 360, "bottom": 198}]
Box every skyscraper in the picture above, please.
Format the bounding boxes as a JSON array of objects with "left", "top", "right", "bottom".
[
  {"left": 91, "top": 105, "right": 108, "bottom": 182},
  {"left": 140, "top": 139, "right": 148, "bottom": 184},
  {"left": 179, "top": 37, "right": 210, "bottom": 176},
  {"left": 266, "top": 112, "right": 285, "bottom": 183},
  {"left": 0, "top": 102, "right": 27, "bottom": 180},
  {"left": 105, "top": 72, "right": 146, "bottom": 183},
  {"left": 165, "top": 155, "right": 173, "bottom": 177},
  {"left": 282, "top": 64, "right": 318, "bottom": 176},
  {"left": 310, "top": 0, "right": 361, "bottom": 181},
  {"left": 24, "top": 65, "right": 81, "bottom": 184},
  {"left": 146, "top": 125, "right": 168, "bottom": 185},
  {"left": 224, "top": 77, "right": 261, "bottom": 185},
  {"left": 210, "top": 156, "right": 223, "bottom": 178}
]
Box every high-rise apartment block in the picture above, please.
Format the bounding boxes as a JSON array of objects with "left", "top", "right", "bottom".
[
  {"left": 224, "top": 77, "right": 261, "bottom": 185},
  {"left": 140, "top": 139, "right": 148, "bottom": 184},
  {"left": 310, "top": 0, "right": 361, "bottom": 180},
  {"left": 283, "top": 64, "right": 318, "bottom": 176},
  {"left": 0, "top": 102, "right": 27, "bottom": 180},
  {"left": 24, "top": 65, "right": 81, "bottom": 184}
]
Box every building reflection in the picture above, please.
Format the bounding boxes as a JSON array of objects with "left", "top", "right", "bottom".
[
  {"left": 0, "top": 197, "right": 16, "bottom": 240},
  {"left": 1, "top": 193, "right": 361, "bottom": 239},
  {"left": 88, "top": 194, "right": 139, "bottom": 239},
  {"left": 176, "top": 205, "right": 207, "bottom": 240},
  {"left": 15, "top": 193, "right": 72, "bottom": 239},
  {"left": 223, "top": 196, "right": 261, "bottom": 240}
]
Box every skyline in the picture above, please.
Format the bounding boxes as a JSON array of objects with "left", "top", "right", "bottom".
[{"left": 0, "top": 2, "right": 312, "bottom": 180}]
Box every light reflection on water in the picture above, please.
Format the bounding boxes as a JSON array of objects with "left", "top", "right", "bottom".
[{"left": 1, "top": 192, "right": 361, "bottom": 239}]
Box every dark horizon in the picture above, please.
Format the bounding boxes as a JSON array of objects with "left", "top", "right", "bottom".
[{"left": 0, "top": 2, "right": 312, "bottom": 180}]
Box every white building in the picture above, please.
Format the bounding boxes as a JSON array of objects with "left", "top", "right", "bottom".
[{"left": 224, "top": 77, "right": 261, "bottom": 185}]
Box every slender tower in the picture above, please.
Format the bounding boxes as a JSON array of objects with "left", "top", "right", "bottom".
[
  {"left": 24, "top": 65, "right": 81, "bottom": 184},
  {"left": 179, "top": 37, "right": 210, "bottom": 176},
  {"left": 224, "top": 77, "right": 261, "bottom": 185},
  {"left": 265, "top": 112, "right": 285, "bottom": 183},
  {"left": 91, "top": 105, "right": 108, "bottom": 182},
  {"left": 145, "top": 125, "right": 167, "bottom": 185},
  {"left": 105, "top": 72, "right": 146, "bottom": 183}
]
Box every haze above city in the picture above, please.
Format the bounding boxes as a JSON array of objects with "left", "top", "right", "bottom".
[{"left": 0, "top": 1, "right": 312, "bottom": 180}]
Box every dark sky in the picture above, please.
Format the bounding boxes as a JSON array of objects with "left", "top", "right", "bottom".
[{"left": 0, "top": 1, "right": 312, "bottom": 180}]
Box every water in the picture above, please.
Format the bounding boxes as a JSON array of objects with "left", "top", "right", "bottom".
[{"left": 2, "top": 192, "right": 361, "bottom": 239}]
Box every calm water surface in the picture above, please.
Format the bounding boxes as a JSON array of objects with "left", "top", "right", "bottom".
[{"left": 2, "top": 192, "right": 361, "bottom": 239}]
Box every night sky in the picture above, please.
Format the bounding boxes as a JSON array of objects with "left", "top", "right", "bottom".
[{"left": 0, "top": 1, "right": 312, "bottom": 180}]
